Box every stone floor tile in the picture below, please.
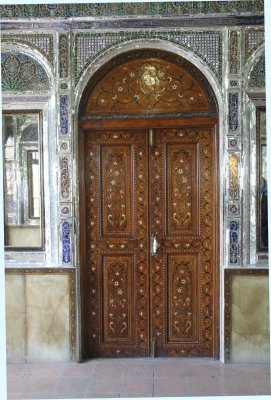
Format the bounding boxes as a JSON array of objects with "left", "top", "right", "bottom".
[
  {"left": 186, "top": 376, "right": 224, "bottom": 396},
  {"left": 222, "top": 375, "right": 257, "bottom": 396},
  {"left": 153, "top": 376, "right": 187, "bottom": 396},
  {"left": 86, "top": 376, "right": 122, "bottom": 394},
  {"left": 120, "top": 377, "right": 153, "bottom": 396}
]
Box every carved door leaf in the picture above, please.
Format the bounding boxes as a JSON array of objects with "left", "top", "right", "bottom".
[
  {"left": 84, "top": 125, "right": 218, "bottom": 358},
  {"left": 150, "top": 127, "right": 217, "bottom": 357},
  {"left": 84, "top": 130, "right": 149, "bottom": 357}
]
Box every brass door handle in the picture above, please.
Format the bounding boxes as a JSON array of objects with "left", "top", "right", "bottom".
[{"left": 150, "top": 234, "right": 158, "bottom": 256}]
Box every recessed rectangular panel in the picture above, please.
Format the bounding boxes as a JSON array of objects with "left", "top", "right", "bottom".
[
  {"left": 167, "top": 254, "right": 198, "bottom": 343},
  {"left": 166, "top": 144, "right": 199, "bottom": 236},
  {"left": 102, "top": 255, "right": 133, "bottom": 343},
  {"left": 101, "top": 145, "right": 132, "bottom": 236}
]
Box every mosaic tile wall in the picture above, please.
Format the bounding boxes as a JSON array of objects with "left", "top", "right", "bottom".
[
  {"left": 75, "top": 30, "right": 222, "bottom": 84},
  {"left": 1, "top": 18, "right": 265, "bottom": 270},
  {"left": 0, "top": 1, "right": 264, "bottom": 19}
]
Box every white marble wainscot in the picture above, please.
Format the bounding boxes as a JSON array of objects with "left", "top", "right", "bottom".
[
  {"left": 5, "top": 268, "right": 76, "bottom": 362},
  {"left": 224, "top": 268, "right": 269, "bottom": 363}
]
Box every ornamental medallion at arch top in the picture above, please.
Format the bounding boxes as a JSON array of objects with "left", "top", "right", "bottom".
[{"left": 79, "top": 50, "right": 219, "bottom": 359}]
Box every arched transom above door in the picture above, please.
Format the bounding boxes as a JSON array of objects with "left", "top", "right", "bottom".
[{"left": 80, "top": 50, "right": 218, "bottom": 117}]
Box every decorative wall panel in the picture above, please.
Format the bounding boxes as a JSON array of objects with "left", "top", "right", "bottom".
[
  {"left": 59, "top": 34, "right": 68, "bottom": 78},
  {"left": 5, "top": 268, "right": 76, "bottom": 362},
  {"left": 229, "top": 31, "right": 238, "bottom": 74},
  {"left": 1, "top": 34, "right": 54, "bottom": 65},
  {"left": 1, "top": 53, "right": 50, "bottom": 91},
  {"left": 101, "top": 146, "right": 132, "bottom": 236},
  {"left": 229, "top": 220, "right": 240, "bottom": 265},
  {"left": 60, "top": 156, "right": 71, "bottom": 202},
  {"left": 244, "top": 29, "right": 264, "bottom": 61},
  {"left": 228, "top": 93, "right": 239, "bottom": 132},
  {"left": 167, "top": 255, "right": 198, "bottom": 342},
  {"left": 60, "top": 95, "right": 69, "bottom": 134},
  {"left": 85, "top": 57, "right": 212, "bottom": 115},
  {"left": 229, "top": 153, "right": 239, "bottom": 199},
  {"left": 0, "top": 2, "right": 264, "bottom": 19},
  {"left": 103, "top": 256, "right": 133, "bottom": 342},
  {"left": 75, "top": 31, "right": 222, "bottom": 84},
  {"left": 248, "top": 54, "right": 265, "bottom": 87},
  {"left": 224, "top": 268, "right": 269, "bottom": 363},
  {"left": 62, "top": 220, "right": 71, "bottom": 265},
  {"left": 166, "top": 144, "right": 198, "bottom": 235}
]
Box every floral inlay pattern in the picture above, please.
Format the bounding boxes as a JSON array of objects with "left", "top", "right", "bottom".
[
  {"left": 229, "top": 153, "right": 238, "bottom": 199},
  {"left": 85, "top": 130, "right": 149, "bottom": 356},
  {"left": 248, "top": 55, "right": 265, "bottom": 88},
  {"left": 102, "top": 147, "right": 131, "bottom": 235},
  {"left": 104, "top": 258, "right": 131, "bottom": 341},
  {"left": 170, "top": 258, "right": 194, "bottom": 339},
  {"left": 1, "top": 53, "right": 50, "bottom": 92},
  {"left": 168, "top": 146, "right": 196, "bottom": 233},
  {"left": 85, "top": 58, "right": 211, "bottom": 115}
]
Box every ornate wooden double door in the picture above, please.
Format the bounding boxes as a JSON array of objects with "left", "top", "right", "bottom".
[{"left": 83, "top": 122, "right": 219, "bottom": 358}]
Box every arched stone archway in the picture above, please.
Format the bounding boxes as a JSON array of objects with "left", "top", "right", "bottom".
[{"left": 78, "top": 49, "right": 220, "bottom": 358}]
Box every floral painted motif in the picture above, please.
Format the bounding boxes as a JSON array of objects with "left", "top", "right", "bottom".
[{"left": 1, "top": 53, "right": 50, "bottom": 92}]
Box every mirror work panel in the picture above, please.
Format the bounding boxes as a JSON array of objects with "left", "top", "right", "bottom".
[{"left": 3, "top": 112, "right": 44, "bottom": 250}]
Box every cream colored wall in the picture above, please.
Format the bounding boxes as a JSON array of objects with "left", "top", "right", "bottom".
[
  {"left": 231, "top": 275, "right": 270, "bottom": 363},
  {"left": 5, "top": 273, "right": 70, "bottom": 362}
]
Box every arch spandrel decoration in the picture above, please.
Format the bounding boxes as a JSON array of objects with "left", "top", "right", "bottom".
[
  {"left": 1, "top": 52, "right": 50, "bottom": 92},
  {"left": 81, "top": 51, "right": 217, "bottom": 117}
]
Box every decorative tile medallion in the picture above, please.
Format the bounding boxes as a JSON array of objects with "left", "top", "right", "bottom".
[
  {"left": 229, "top": 220, "right": 240, "bottom": 265},
  {"left": 228, "top": 202, "right": 240, "bottom": 216},
  {"left": 60, "top": 204, "right": 72, "bottom": 218},
  {"left": 228, "top": 93, "right": 238, "bottom": 132},
  {"left": 60, "top": 95, "right": 69, "bottom": 135},
  {"left": 60, "top": 140, "right": 70, "bottom": 153},
  {"left": 228, "top": 137, "right": 240, "bottom": 149},
  {"left": 1, "top": 52, "right": 50, "bottom": 92},
  {"left": 60, "top": 83, "right": 68, "bottom": 90},
  {"left": 62, "top": 220, "right": 71, "bottom": 265},
  {"left": 230, "top": 80, "right": 238, "bottom": 87}
]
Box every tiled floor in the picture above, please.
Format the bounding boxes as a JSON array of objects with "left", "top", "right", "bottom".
[{"left": 7, "top": 358, "right": 271, "bottom": 399}]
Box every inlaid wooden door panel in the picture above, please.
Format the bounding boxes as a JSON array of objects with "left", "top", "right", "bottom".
[
  {"left": 150, "top": 127, "right": 217, "bottom": 357},
  {"left": 84, "top": 130, "right": 149, "bottom": 357},
  {"left": 83, "top": 125, "right": 218, "bottom": 358}
]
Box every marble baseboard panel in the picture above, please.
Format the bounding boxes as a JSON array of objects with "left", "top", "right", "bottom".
[
  {"left": 224, "top": 268, "right": 269, "bottom": 363},
  {"left": 5, "top": 268, "right": 76, "bottom": 362}
]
